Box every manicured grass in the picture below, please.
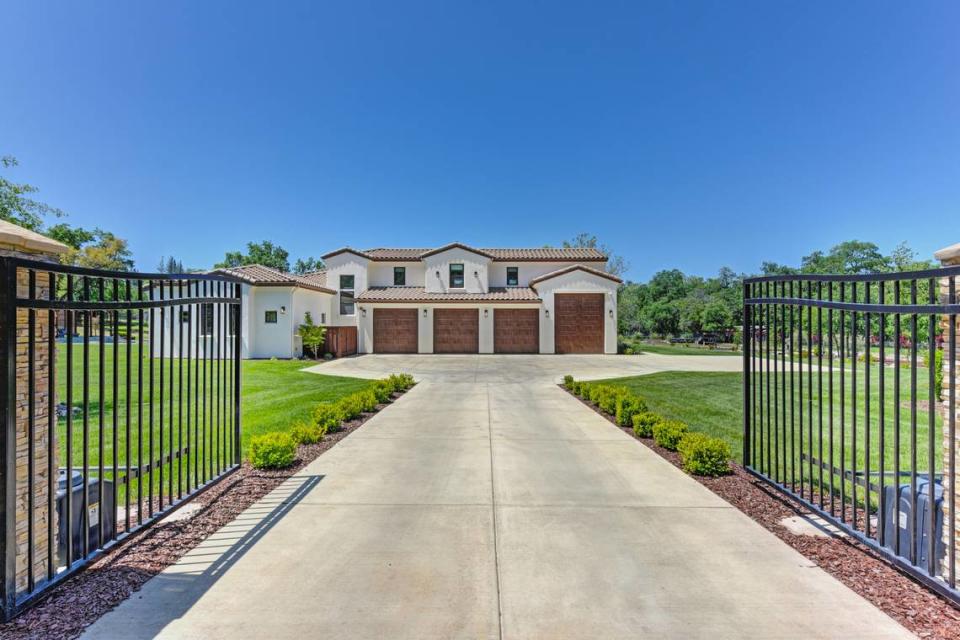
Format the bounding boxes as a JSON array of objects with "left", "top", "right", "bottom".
[
  {"left": 240, "top": 359, "right": 373, "bottom": 438},
  {"left": 598, "top": 363, "right": 940, "bottom": 495},
  {"left": 52, "top": 343, "right": 374, "bottom": 501}
]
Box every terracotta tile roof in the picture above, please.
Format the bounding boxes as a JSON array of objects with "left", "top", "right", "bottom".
[
  {"left": 528, "top": 263, "right": 623, "bottom": 287},
  {"left": 325, "top": 244, "right": 607, "bottom": 262},
  {"left": 210, "top": 264, "right": 335, "bottom": 294},
  {"left": 355, "top": 286, "right": 541, "bottom": 303},
  {"left": 295, "top": 270, "right": 328, "bottom": 288}
]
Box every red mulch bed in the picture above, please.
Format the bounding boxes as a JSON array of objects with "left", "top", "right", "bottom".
[
  {"left": 0, "top": 393, "right": 409, "bottom": 640},
  {"left": 565, "top": 387, "right": 960, "bottom": 640}
]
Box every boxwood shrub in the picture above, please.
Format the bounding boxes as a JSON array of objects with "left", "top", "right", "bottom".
[
  {"left": 632, "top": 411, "right": 661, "bottom": 438},
  {"left": 290, "top": 421, "right": 324, "bottom": 445},
  {"left": 249, "top": 432, "right": 297, "bottom": 469},
  {"left": 371, "top": 380, "right": 393, "bottom": 404},
  {"left": 677, "top": 432, "right": 732, "bottom": 476},
  {"left": 652, "top": 420, "right": 688, "bottom": 451},
  {"left": 313, "top": 402, "right": 347, "bottom": 433},
  {"left": 615, "top": 394, "right": 646, "bottom": 427},
  {"left": 563, "top": 374, "right": 575, "bottom": 390}
]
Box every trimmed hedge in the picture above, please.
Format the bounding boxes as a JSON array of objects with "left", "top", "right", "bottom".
[
  {"left": 652, "top": 420, "right": 688, "bottom": 451},
  {"left": 564, "top": 374, "right": 733, "bottom": 479},
  {"left": 249, "top": 432, "right": 297, "bottom": 469},
  {"left": 677, "top": 432, "right": 732, "bottom": 476},
  {"left": 615, "top": 394, "right": 646, "bottom": 427},
  {"left": 631, "top": 411, "right": 661, "bottom": 438},
  {"left": 290, "top": 421, "right": 324, "bottom": 445}
]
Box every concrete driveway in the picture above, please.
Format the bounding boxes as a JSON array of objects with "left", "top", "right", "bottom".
[
  {"left": 305, "top": 351, "right": 744, "bottom": 383},
  {"left": 84, "top": 355, "right": 911, "bottom": 639}
]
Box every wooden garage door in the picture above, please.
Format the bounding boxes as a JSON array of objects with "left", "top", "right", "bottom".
[
  {"left": 373, "top": 308, "right": 418, "bottom": 353},
  {"left": 433, "top": 308, "right": 479, "bottom": 353},
  {"left": 494, "top": 308, "right": 539, "bottom": 354},
  {"left": 554, "top": 293, "right": 605, "bottom": 354}
]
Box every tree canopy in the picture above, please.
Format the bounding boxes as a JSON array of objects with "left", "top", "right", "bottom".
[
  {"left": 0, "top": 156, "right": 65, "bottom": 231},
  {"left": 215, "top": 241, "right": 291, "bottom": 272}
]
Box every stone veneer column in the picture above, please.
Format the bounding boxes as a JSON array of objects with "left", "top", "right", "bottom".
[
  {"left": 0, "top": 220, "right": 68, "bottom": 600},
  {"left": 935, "top": 242, "right": 960, "bottom": 582}
]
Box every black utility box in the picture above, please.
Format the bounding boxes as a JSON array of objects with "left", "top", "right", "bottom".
[
  {"left": 882, "top": 480, "right": 944, "bottom": 573},
  {"left": 56, "top": 470, "right": 115, "bottom": 566}
]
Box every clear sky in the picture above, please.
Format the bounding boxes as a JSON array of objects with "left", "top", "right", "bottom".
[{"left": 3, "top": 1, "right": 957, "bottom": 281}]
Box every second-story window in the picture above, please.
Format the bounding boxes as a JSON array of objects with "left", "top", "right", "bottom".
[
  {"left": 506, "top": 266, "right": 519, "bottom": 286},
  {"left": 449, "top": 263, "right": 464, "bottom": 288},
  {"left": 339, "top": 274, "right": 355, "bottom": 315},
  {"left": 394, "top": 266, "right": 406, "bottom": 286}
]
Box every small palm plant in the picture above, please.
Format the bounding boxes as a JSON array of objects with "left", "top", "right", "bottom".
[{"left": 298, "top": 311, "right": 327, "bottom": 359}]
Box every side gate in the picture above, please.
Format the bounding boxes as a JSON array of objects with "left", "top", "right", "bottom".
[
  {"left": 743, "top": 266, "right": 959, "bottom": 603},
  {"left": 0, "top": 257, "right": 242, "bottom": 619}
]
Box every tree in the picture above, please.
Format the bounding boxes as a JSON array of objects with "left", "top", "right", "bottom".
[
  {"left": 158, "top": 256, "right": 186, "bottom": 273},
  {"left": 63, "top": 229, "right": 134, "bottom": 271},
  {"left": 0, "top": 156, "right": 65, "bottom": 231},
  {"left": 297, "top": 311, "right": 327, "bottom": 358},
  {"left": 701, "top": 300, "right": 733, "bottom": 333},
  {"left": 46, "top": 223, "right": 95, "bottom": 249},
  {"left": 215, "top": 241, "right": 290, "bottom": 271},
  {"left": 643, "top": 300, "right": 680, "bottom": 338},
  {"left": 561, "top": 232, "right": 629, "bottom": 277},
  {"left": 293, "top": 257, "right": 325, "bottom": 274},
  {"left": 801, "top": 240, "right": 889, "bottom": 274}
]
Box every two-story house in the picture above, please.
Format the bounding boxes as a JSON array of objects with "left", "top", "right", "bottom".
[{"left": 196, "top": 242, "right": 620, "bottom": 358}]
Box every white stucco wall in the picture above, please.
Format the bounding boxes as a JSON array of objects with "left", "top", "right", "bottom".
[
  {"left": 533, "top": 271, "right": 619, "bottom": 354},
  {"left": 488, "top": 262, "right": 599, "bottom": 287},
  {"left": 325, "top": 252, "right": 369, "bottom": 327},
  {"left": 368, "top": 262, "right": 425, "bottom": 287},
  {"left": 248, "top": 287, "right": 296, "bottom": 358},
  {"left": 423, "top": 248, "right": 490, "bottom": 294},
  {"left": 149, "top": 281, "right": 248, "bottom": 359}
]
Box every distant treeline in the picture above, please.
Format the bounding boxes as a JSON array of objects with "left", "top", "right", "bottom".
[{"left": 617, "top": 240, "right": 934, "bottom": 340}]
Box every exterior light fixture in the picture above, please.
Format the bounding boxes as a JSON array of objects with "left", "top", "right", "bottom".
[
  {"left": 280, "top": 306, "right": 286, "bottom": 315},
  {"left": 608, "top": 309, "right": 614, "bottom": 318},
  {"left": 435, "top": 270, "right": 440, "bottom": 278},
  {"left": 545, "top": 309, "right": 550, "bottom": 318},
  {"left": 361, "top": 307, "right": 367, "bottom": 318},
  {"left": 423, "top": 308, "right": 428, "bottom": 318},
  {"left": 483, "top": 309, "right": 488, "bottom": 318},
  {"left": 474, "top": 271, "right": 478, "bottom": 277}
]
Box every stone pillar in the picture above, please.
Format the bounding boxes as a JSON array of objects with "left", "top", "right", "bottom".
[
  {"left": 0, "top": 221, "right": 68, "bottom": 599},
  {"left": 935, "top": 242, "right": 960, "bottom": 581}
]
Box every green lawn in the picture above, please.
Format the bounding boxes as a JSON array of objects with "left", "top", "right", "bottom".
[
  {"left": 52, "top": 343, "right": 374, "bottom": 504},
  {"left": 599, "top": 363, "right": 941, "bottom": 511},
  {"left": 240, "top": 359, "right": 374, "bottom": 437}
]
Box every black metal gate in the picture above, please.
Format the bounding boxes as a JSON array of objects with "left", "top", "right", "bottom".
[
  {"left": 743, "top": 266, "right": 959, "bottom": 603},
  {"left": 0, "top": 257, "right": 242, "bottom": 619}
]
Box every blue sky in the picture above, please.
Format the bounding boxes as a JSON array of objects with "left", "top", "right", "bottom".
[{"left": 3, "top": 1, "right": 957, "bottom": 281}]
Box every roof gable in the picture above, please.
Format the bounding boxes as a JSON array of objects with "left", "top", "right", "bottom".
[{"left": 528, "top": 264, "right": 622, "bottom": 288}]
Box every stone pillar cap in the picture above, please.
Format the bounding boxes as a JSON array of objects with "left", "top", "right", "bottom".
[
  {"left": 0, "top": 220, "right": 69, "bottom": 256},
  {"left": 935, "top": 243, "right": 960, "bottom": 264}
]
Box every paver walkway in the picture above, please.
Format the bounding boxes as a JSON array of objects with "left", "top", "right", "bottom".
[{"left": 84, "top": 355, "right": 913, "bottom": 639}]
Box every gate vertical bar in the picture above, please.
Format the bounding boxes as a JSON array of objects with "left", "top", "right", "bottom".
[
  {"left": 0, "top": 259, "right": 18, "bottom": 619},
  {"left": 743, "top": 281, "right": 751, "bottom": 465},
  {"left": 233, "top": 282, "right": 242, "bottom": 465}
]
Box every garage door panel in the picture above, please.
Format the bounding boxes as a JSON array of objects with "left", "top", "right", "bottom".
[
  {"left": 434, "top": 309, "right": 479, "bottom": 354},
  {"left": 554, "top": 293, "right": 604, "bottom": 354},
  {"left": 494, "top": 308, "right": 539, "bottom": 354},
  {"left": 373, "top": 309, "right": 418, "bottom": 353}
]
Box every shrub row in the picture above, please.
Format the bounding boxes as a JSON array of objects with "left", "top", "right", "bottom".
[
  {"left": 564, "top": 375, "right": 731, "bottom": 477},
  {"left": 248, "top": 372, "right": 416, "bottom": 470}
]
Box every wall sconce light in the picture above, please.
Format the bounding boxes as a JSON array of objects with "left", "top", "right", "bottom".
[
  {"left": 423, "top": 308, "right": 428, "bottom": 318},
  {"left": 361, "top": 307, "right": 367, "bottom": 318},
  {"left": 474, "top": 271, "right": 478, "bottom": 278},
  {"left": 545, "top": 309, "right": 550, "bottom": 318},
  {"left": 608, "top": 309, "right": 614, "bottom": 318},
  {"left": 280, "top": 306, "right": 286, "bottom": 315},
  {"left": 483, "top": 309, "right": 489, "bottom": 318},
  {"left": 435, "top": 270, "right": 440, "bottom": 278}
]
